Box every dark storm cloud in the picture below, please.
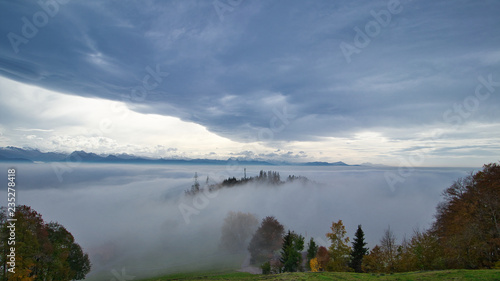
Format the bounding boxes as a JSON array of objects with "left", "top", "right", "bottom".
[{"left": 1, "top": 0, "right": 499, "bottom": 143}]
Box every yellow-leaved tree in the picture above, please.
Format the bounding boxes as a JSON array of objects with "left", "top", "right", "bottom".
[
  {"left": 310, "top": 257, "right": 320, "bottom": 272},
  {"left": 326, "top": 220, "right": 351, "bottom": 272}
]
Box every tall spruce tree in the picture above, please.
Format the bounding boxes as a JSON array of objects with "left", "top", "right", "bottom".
[
  {"left": 280, "top": 230, "right": 305, "bottom": 272},
  {"left": 349, "top": 225, "right": 369, "bottom": 273}
]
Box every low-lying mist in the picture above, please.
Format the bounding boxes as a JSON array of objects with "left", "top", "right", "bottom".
[{"left": 0, "top": 163, "right": 473, "bottom": 280}]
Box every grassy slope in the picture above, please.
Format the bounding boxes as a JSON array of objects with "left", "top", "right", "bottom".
[{"left": 141, "top": 269, "right": 500, "bottom": 281}]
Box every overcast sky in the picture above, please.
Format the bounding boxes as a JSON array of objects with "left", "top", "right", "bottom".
[{"left": 1, "top": 0, "right": 499, "bottom": 166}]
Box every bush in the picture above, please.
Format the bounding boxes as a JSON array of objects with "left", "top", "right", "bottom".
[
  {"left": 261, "top": 261, "right": 271, "bottom": 274},
  {"left": 310, "top": 258, "right": 320, "bottom": 272}
]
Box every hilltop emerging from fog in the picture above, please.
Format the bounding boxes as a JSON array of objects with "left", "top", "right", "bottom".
[{"left": 185, "top": 170, "right": 313, "bottom": 196}]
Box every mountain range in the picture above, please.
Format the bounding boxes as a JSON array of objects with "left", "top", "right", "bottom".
[{"left": 0, "top": 147, "right": 356, "bottom": 166}]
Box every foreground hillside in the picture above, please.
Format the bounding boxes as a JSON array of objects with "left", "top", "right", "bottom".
[{"left": 141, "top": 269, "right": 500, "bottom": 281}]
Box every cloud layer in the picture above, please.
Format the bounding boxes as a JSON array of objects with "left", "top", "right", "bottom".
[{"left": 0, "top": 163, "right": 473, "bottom": 279}]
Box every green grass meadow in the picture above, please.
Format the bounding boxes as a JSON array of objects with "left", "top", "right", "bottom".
[{"left": 141, "top": 269, "right": 500, "bottom": 281}]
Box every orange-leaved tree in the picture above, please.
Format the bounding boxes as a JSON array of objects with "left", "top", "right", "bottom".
[
  {"left": 315, "top": 246, "right": 329, "bottom": 271},
  {"left": 248, "top": 216, "right": 284, "bottom": 265},
  {"left": 433, "top": 163, "right": 500, "bottom": 269}
]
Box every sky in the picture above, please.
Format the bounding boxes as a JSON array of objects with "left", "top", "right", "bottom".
[{"left": 1, "top": 0, "right": 500, "bottom": 166}]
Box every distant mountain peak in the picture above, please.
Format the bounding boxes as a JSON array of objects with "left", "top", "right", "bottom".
[{"left": 0, "top": 146, "right": 358, "bottom": 166}]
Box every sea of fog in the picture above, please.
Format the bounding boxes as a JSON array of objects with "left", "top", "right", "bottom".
[{"left": 0, "top": 163, "right": 477, "bottom": 279}]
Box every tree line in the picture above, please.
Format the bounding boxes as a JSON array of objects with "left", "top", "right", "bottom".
[{"left": 218, "top": 163, "right": 500, "bottom": 273}]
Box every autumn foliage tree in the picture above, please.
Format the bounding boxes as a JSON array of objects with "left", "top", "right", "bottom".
[
  {"left": 394, "top": 235, "right": 415, "bottom": 272},
  {"left": 309, "top": 257, "right": 320, "bottom": 272},
  {"left": 44, "top": 222, "right": 91, "bottom": 280},
  {"left": 0, "top": 205, "right": 91, "bottom": 281},
  {"left": 248, "top": 216, "right": 284, "bottom": 265},
  {"left": 432, "top": 163, "right": 500, "bottom": 269},
  {"left": 362, "top": 229, "right": 409, "bottom": 273},
  {"left": 0, "top": 206, "right": 43, "bottom": 281},
  {"left": 315, "top": 246, "right": 329, "bottom": 271},
  {"left": 409, "top": 228, "right": 444, "bottom": 270},
  {"left": 362, "top": 245, "right": 384, "bottom": 273},
  {"left": 326, "top": 220, "right": 351, "bottom": 271}
]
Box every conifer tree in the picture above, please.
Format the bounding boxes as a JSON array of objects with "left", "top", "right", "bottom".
[
  {"left": 192, "top": 172, "right": 200, "bottom": 192},
  {"left": 280, "top": 230, "right": 304, "bottom": 272},
  {"left": 349, "top": 225, "right": 369, "bottom": 272}
]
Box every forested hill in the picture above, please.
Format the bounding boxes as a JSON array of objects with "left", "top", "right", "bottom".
[{"left": 185, "top": 170, "right": 312, "bottom": 196}]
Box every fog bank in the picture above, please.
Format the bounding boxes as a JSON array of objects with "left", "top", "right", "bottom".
[{"left": 0, "top": 163, "right": 473, "bottom": 279}]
